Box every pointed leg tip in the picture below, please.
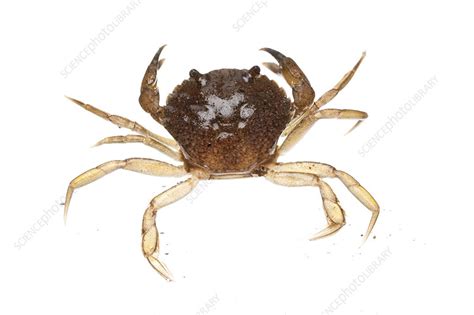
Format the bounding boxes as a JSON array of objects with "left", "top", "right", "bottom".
[
  {"left": 64, "top": 95, "right": 75, "bottom": 102},
  {"left": 147, "top": 256, "right": 175, "bottom": 282},
  {"left": 309, "top": 234, "right": 330, "bottom": 242},
  {"left": 158, "top": 269, "right": 174, "bottom": 282},
  {"left": 344, "top": 120, "right": 365, "bottom": 136},
  {"left": 360, "top": 214, "right": 378, "bottom": 245},
  {"left": 159, "top": 270, "right": 175, "bottom": 282},
  {"left": 63, "top": 204, "right": 70, "bottom": 225},
  {"left": 309, "top": 223, "right": 344, "bottom": 241},
  {"left": 91, "top": 139, "right": 103, "bottom": 148},
  {"left": 308, "top": 232, "right": 328, "bottom": 242},
  {"left": 357, "top": 51, "right": 367, "bottom": 66},
  {"left": 65, "top": 96, "right": 84, "bottom": 106},
  {"left": 359, "top": 235, "right": 372, "bottom": 248}
]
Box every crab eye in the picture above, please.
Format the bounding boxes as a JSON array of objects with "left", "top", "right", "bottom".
[
  {"left": 249, "top": 65, "right": 260, "bottom": 76},
  {"left": 189, "top": 69, "right": 202, "bottom": 79}
]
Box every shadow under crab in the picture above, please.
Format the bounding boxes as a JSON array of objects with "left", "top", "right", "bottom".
[{"left": 64, "top": 45, "right": 379, "bottom": 281}]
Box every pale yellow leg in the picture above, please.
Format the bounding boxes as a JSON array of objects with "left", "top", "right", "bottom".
[
  {"left": 65, "top": 96, "right": 179, "bottom": 149},
  {"left": 279, "top": 108, "right": 368, "bottom": 155},
  {"left": 142, "top": 176, "right": 199, "bottom": 281},
  {"left": 264, "top": 170, "right": 345, "bottom": 240},
  {"left": 281, "top": 52, "right": 367, "bottom": 145},
  {"left": 268, "top": 162, "right": 379, "bottom": 241},
  {"left": 314, "top": 52, "right": 366, "bottom": 110},
  {"left": 64, "top": 159, "right": 187, "bottom": 222},
  {"left": 94, "top": 134, "right": 181, "bottom": 161}
]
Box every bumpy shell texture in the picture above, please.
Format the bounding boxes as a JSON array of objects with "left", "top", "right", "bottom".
[{"left": 163, "top": 68, "right": 292, "bottom": 173}]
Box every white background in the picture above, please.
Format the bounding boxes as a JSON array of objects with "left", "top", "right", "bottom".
[{"left": 1, "top": 0, "right": 473, "bottom": 314}]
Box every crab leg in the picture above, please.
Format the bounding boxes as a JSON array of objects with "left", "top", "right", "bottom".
[
  {"left": 314, "top": 52, "right": 366, "bottom": 110},
  {"left": 65, "top": 96, "right": 179, "bottom": 150},
  {"left": 268, "top": 162, "right": 379, "bottom": 241},
  {"left": 142, "top": 176, "right": 199, "bottom": 281},
  {"left": 260, "top": 47, "right": 315, "bottom": 118},
  {"left": 264, "top": 170, "right": 345, "bottom": 240},
  {"left": 94, "top": 134, "right": 181, "bottom": 161},
  {"left": 281, "top": 52, "right": 366, "bottom": 138},
  {"left": 64, "top": 159, "right": 187, "bottom": 222},
  {"left": 278, "top": 108, "right": 368, "bottom": 154}
]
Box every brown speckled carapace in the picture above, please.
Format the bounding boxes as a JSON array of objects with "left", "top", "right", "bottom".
[
  {"left": 64, "top": 45, "right": 380, "bottom": 281},
  {"left": 164, "top": 67, "right": 291, "bottom": 174}
]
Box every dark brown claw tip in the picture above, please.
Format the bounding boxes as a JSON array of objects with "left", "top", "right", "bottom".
[
  {"left": 260, "top": 47, "right": 287, "bottom": 64},
  {"left": 151, "top": 44, "right": 167, "bottom": 69},
  {"left": 155, "top": 44, "right": 167, "bottom": 58}
]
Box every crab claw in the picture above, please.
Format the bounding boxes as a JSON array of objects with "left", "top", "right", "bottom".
[
  {"left": 139, "top": 44, "right": 167, "bottom": 117},
  {"left": 260, "top": 48, "right": 286, "bottom": 74},
  {"left": 260, "top": 47, "right": 287, "bottom": 63},
  {"left": 260, "top": 47, "right": 315, "bottom": 117}
]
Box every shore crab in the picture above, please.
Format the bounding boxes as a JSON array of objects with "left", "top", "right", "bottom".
[{"left": 64, "top": 46, "right": 379, "bottom": 281}]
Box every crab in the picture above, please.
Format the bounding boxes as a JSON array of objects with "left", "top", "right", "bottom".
[{"left": 64, "top": 45, "right": 379, "bottom": 281}]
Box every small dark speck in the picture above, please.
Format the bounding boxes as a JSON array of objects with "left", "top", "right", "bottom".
[
  {"left": 160, "top": 232, "right": 165, "bottom": 235},
  {"left": 60, "top": 202, "right": 65, "bottom": 206},
  {"left": 373, "top": 235, "right": 376, "bottom": 239},
  {"left": 164, "top": 253, "right": 169, "bottom": 255},
  {"left": 360, "top": 234, "right": 364, "bottom": 237},
  {"left": 165, "top": 243, "right": 169, "bottom": 246}
]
